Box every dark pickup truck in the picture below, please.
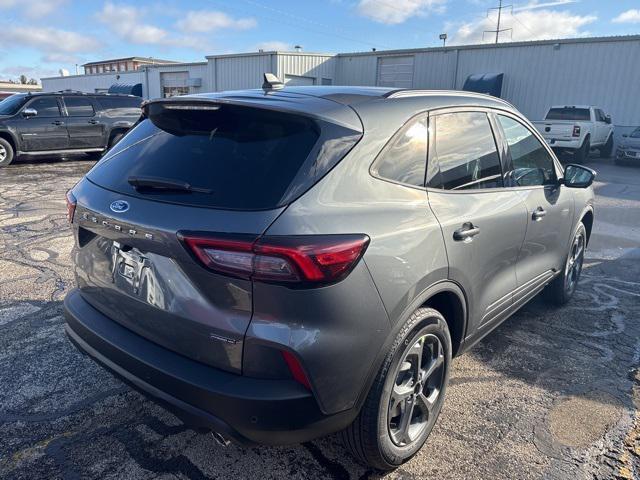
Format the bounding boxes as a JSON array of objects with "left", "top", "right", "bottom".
[{"left": 0, "top": 91, "right": 142, "bottom": 167}]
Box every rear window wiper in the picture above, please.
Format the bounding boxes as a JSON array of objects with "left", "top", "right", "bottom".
[{"left": 127, "top": 176, "right": 213, "bottom": 194}]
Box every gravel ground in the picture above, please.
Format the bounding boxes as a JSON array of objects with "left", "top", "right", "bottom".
[{"left": 1, "top": 155, "right": 639, "bottom": 480}]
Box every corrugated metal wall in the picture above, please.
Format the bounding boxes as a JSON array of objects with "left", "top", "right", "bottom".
[
  {"left": 335, "top": 37, "right": 640, "bottom": 126},
  {"left": 42, "top": 71, "right": 144, "bottom": 94},
  {"left": 276, "top": 54, "right": 335, "bottom": 84},
  {"left": 209, "top": 54, "right": 276, "bottom": 91},
  {"left": 146, "top": 63, "right": 208, "bottom": 99}
]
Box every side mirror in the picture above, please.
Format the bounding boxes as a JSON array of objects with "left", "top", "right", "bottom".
[
  {"left": 22, "top": 108, "right": 37, "bottom": 118},
  {"left": 605, "top": 115, "right": 612, "bottom": 124},
  {"left": 563, "top": 164, "right": 596, "bottom": 188}
]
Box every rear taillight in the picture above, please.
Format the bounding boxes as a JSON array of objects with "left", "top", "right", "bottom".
[
  {"left": 181, "top": 234, "right": 370, "bottom": 285},
  {"left": 572, "top": 125, "right": 581, "bottom": 137},
  {"left": 281, "top": 350, "right": 312, "bottom": 390},
  {"left": 65, "top": 190, "right": 77, "bottom": 223}
]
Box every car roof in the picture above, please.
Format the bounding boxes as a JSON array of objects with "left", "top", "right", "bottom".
[{"left": 17, "top": 91, "right": 137, "bottom": 98}]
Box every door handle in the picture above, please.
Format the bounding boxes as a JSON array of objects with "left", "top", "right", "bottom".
[
  {"left": 51, "top": 120, "right": 64, "bottom": 126},
  {"left": 453, "top": 222, "right": 480, "bottom": 242},
  {"left": 88, "top": 119, "right": 98, "bottom": 124},
  {"left": 532, "top": 207, "right": 547, "bottom": 221}
]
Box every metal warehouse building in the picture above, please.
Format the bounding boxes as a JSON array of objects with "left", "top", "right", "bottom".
[{"left": 42, "top": 35, "right": 640, "bottom": 132}]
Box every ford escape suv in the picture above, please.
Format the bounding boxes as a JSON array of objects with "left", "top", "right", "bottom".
[{"left": 64, "top": 84, "right": 596, "bottom": 470}]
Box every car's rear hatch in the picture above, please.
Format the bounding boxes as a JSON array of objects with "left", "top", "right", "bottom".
[{"left": 71, "top": 92, "right": 363, "bottom": 374}]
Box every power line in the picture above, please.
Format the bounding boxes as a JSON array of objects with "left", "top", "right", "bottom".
[{"left": 483, "top": 0, "right": 513, "bottom": 43}]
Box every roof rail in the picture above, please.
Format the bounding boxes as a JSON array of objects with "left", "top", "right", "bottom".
[
  {"left": 385, "top": 89, "right": 516, "bottom": 109},
  {"left": 57, "top": 89, "right": 86, "bottom": 94}
]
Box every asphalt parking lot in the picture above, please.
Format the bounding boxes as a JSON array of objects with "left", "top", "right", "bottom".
[{"left": 1, "top": 154, "right": 640, "bottom": 480}]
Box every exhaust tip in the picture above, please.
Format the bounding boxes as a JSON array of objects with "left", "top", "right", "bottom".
[{"left": 211, "top": 431, "right": 230, "bottom": 447}]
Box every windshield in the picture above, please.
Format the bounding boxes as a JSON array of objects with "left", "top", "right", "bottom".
[
  {"left": 545, "top": 108, "right": 590, "bottom": 121},
  {"left": 630, "top": 128, "right": 640, "bottom": 139},
  {"left": 0, "top": 94, "right": 27, "bottom": 115}
]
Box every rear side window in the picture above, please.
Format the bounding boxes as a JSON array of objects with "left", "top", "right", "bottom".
[
  {"left": 498, "top": 115, "right": 557, "bottom": 187},
  {"left": 26, "top": 97, "right": 61, "bottom": 117},
  {"left": 545, "top": 108, "right": 590, "bottom": 121},
  {"left": 65, "top": 97, "right": 95, "bottom": 117},
  {"left": 95, "top": 96, "right": 142, "bottom": 110},
  {"left": 428, "top": 112, "right": 503, "bottom": 190},
  {"left": 372, "top": 115, "right": 428, "bottom": 187},
  {"left": 88, "top": 103, "right": 359, "bottom": 210}
]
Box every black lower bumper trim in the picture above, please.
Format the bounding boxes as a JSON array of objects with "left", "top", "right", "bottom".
[{"left": 64, "top": 289, "right": 356, "bottom": 445}]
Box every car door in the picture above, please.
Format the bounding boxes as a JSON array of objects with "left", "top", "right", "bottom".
[
  {"left": 62, "top": 96, "right": 105, "bottom": 149},
  {"left": 594, "top": 109, "right": 608, "bottom": 144},
  {"left": 13, "top": 96, "right": 68, "bottom": 151},
  {"left": 494, "top": 113, "right": 574, "bottom": 304},
  {"left": 426, "top": 110, "right": 528, "bottom": 335}
]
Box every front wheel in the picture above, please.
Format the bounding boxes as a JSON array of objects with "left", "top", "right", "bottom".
[
  {"left": 341, "top": 307, "right": 451, "bottom": 471},
  {"left": 545, "top": 222, "right": 587, "bottom": 305},
  {"left": 600, "top": 135, "right": 613, "bottom": 158},
  {"left": 0, "top": 137, "right": 15, "bottom": 167}
]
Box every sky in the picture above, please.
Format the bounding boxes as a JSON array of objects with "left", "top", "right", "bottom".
[{"left": 1, "top": 0, "right": 639, "bottom": 82}]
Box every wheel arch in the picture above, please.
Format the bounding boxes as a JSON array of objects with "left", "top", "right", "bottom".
[
  {"left": 354, "top": 280, "right": 468, "bottom": 411},
  {"left": 580, "top": 207, "right": 594, "bottom": 246},
  {"left": 0, "top": 130, "right": 17, "bottom": 153}
]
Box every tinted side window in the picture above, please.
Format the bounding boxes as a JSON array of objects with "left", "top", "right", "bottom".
[
  {"left": 372, "top": 115, "right": 427, "bottom": 187},
  {"left": 26, "top": 97, "right": 60, "bottom": 118},
  {"left": 64, "top": 97, "right": 95, "bottom": 117},
  {"left": 498, "top": 115, "right": 557, "bottom": 187},
  {"left": 429, "top": 112, "right": 503, "bottom": 190}
]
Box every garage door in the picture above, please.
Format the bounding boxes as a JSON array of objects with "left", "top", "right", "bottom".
[
  {"left": 284, "top": 74, "right": 316, "bottom": 86},
  {"left": 377, "top": 56, "right": 414, "bottom": 88},
  {"left": 160, "top": 71, "right": 189, "bottom": 97}
]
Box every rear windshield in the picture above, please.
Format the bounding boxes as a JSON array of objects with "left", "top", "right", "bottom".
[
  {"left": 545, "top": 108, "right": 590, "bottom": 121},
  {"left": 88, "top": 102, "right": 359, "bottom": 210}
]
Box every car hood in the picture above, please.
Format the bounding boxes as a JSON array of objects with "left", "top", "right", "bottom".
[{"left": 621, "top": 138, "right": 640, "bottom": 150}]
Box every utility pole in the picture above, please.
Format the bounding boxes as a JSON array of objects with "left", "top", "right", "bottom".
[{"left": 483, "top": 0, "right": 512, "bottom": 44}]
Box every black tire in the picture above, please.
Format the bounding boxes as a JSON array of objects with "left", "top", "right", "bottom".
[
  {"left": 600, "top": 135, "right": 613, "bottom": 158},
  {"left": 545, "top": 222, "right": 587, "bottom": 306},
  {"left": 341, "top": 307, "right": 451, "bottom": 471},
  {"left": 0, "top": 137, "right": 15, "bottom": 167},
  {"left": 574, "top": 136, "right": 590, "bottom": 164}
]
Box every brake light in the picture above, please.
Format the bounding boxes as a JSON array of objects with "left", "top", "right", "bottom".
[
  {"left": 65, "top": 190, "right": 77, "bottom": 223},
  {"left": 572, "top": 125, "right": 581, "bottom": 137},
  {"left": 181, "top": 234, "right": 370, "bottom": 285}
]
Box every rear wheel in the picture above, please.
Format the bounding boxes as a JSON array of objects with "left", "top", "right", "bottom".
[
  {"left": 600, "top": 135, "right": 613, "bottom": 158},
  {"left": 0, "top": 137, "right": 15, "bottom": 167},
  {"left": 545, "top": 222, "right": 586, "bottom": 305},
  {"left": 341, "top": 307, "right": 451, "bottom": 471},
  {"left": 574, "top": 137, "right": 590, "bottom": 164}
]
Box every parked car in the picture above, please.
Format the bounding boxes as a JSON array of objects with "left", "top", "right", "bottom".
[
  {"left": 0, "top": 92, "right": 14, "bottom": 100},
  {"left": 616, "top": 127, "right": 640, "bottom": 165},
  {"left": 63, "top": 84, "right": 596, "bottom": 471},
  {"left": 0, "top": 91, "right": 143, "bottom": 167},
  {"left": 533, "top": 105, "right": 614, "bottom": 163}
]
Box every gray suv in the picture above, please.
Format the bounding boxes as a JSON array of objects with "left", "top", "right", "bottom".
[{"left": 64, "top": 85, "right": 596, "bottom": 470}]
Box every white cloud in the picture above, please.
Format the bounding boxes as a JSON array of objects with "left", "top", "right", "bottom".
[
  {"left": 514, "top": 0, "right": 576, "bottom": 12},
  {"left": 357, "top": 0, "right": 447, "bottom": 25},
  {"left": 97, "top": 2, "right": 200, "bottom": 48},
  {"left": 254, "top": 41, "right": 292, "bottom": 51},
  {"left": 177, "top": 11, "right": 257, "bottom": 33},
  {"left": 2, "top": 26, "right": 100, "bottom": 54},
  {"left": 0, "top": 0, "right": 68, "bottom": 19},
  {"left": 450, "top": 9, "right": 596, "bottom": 44},
  {"left": 612, "top": 9, "right": 640, "bottom": 24}
]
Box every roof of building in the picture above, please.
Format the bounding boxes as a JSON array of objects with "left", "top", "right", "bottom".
[{"left": 83, "top": 57, "right": 180, "bottom": 67}]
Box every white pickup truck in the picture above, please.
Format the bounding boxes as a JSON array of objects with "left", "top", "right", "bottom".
[{"left": 533, "top": 105, "right": 614, "bottom": 163}]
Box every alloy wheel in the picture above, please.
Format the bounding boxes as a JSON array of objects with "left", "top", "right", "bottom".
[
  {"left": 388, "top": 333, "right": 445, "bottom": 447},
  {"left": 0, "top": 144, "right": 6, "bottom": 162},
  {"left": 565, "top": 231, "right": 585, "bottom": 295}
]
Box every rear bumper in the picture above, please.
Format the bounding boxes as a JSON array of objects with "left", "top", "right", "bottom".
[
  {"left": 63, "top": 288, "right": 356, "bottom": 445},
  {"left": 544, "top": 138, "right": 582, "bottom": 149}
]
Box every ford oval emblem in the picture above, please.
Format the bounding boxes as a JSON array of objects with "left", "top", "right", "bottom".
[{"left": 110, "top": 200, "right": 130, "bottom": 213}]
